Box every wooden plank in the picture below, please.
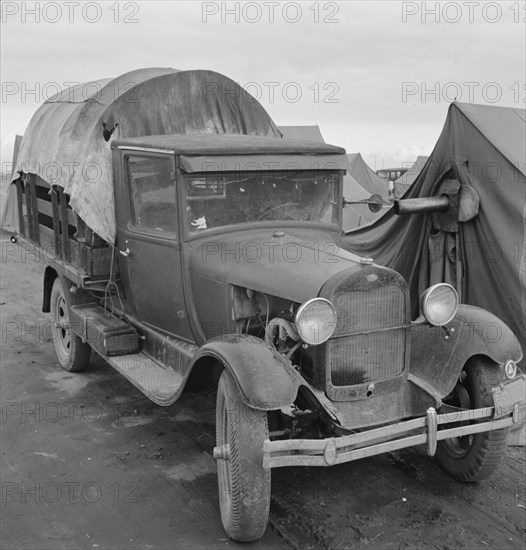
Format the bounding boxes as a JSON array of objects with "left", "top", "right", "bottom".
[
  {"left": 34, "top": 177, "right": 50, "bottom": 189},
  {"left": 85, "top": 225, "right": 94, "bottom": 246},
  {"left": 38, "top": 224, "right": 56, "bottom": 254},
  {"left": 28, "top": 175, "right": 40, "bottom": 245},
  {"left": 82, "top": 244, "right": 112, "bottom": 278},
  {"left": 39, "top": 224, "right": 55, "bottom": 240},
  {"left": 58, "top": 188, "right": 70, "bottom": 262},
  {"left": 15, "top": 180, "right": 25, "bottom": 236},
  {"left": 50, "top": 187, "right": 61, "bottom": 257},
  {"left": 50, "top": 190, "right": 76, "bottom": 226},
  {"left": 36, "top": 197, "right": 53, "bottom": 218},
  {"left": 24, "top": 177, "right": 34, "bottom": 241},
  {"left": 16, "top": 234, "right": 88, "bottom": 287},
  {"left": 68, "top": 238, "right": 82, "bottom": 269},
  {"left": 74, "top": 212, "right": 87, "bottom": 243},
  {"left": 36, "top": 196, "right": 73, "bottom": 236}
]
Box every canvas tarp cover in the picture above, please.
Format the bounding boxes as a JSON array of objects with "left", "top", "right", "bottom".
[
  {"left": 12, "top": 68, "right": 282, "bottom": 243},
  {"left": 343, "top": 102, "right": 526, "bottom": 364}
]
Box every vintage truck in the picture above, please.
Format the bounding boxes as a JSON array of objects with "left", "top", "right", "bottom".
[{"left": 9, "top": 69, "right": 525, "bottom": 541}]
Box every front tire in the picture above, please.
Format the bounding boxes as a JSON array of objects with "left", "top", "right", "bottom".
[
  {"left": 50, "top": 277, "right": 91, "bottom": 372},
  {"left": 436, "top": 356, "right": 509, "bottom": 482},
  {"left": 215, "top": 370, "right": 270, "bottom": 541}
]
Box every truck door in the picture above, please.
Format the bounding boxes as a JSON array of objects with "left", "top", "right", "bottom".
[{"left": 115, "top": 151, "right": 194, "bottom": 342}]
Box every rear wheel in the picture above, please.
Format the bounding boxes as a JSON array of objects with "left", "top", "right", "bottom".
[
  {"left": 436, "top": 356, "right": 509, "bottom": 482},
  {"left": 50, "top": 277, "right": 91, "bottom": 372},
  {"left": 215, "top": 370, "right": 270, "bottom": 541}
]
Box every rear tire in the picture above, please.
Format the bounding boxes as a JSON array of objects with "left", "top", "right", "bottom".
[
  {"left": 216, "top": 370, "right": 270, "bottom": 541},
  {"left": 436, "top": 356, "right": 509, "bottom": 482},
  {"left": 50, "top": 277, "right": 91, "bottom": 372}
]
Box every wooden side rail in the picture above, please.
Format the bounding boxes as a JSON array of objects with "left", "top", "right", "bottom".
[{"left": 13, "top": 174, "right": 112, "bottom": 281}]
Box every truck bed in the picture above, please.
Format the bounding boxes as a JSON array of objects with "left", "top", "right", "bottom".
[{"left": 14, "top": 173, "right": 112, "bottom": 284}]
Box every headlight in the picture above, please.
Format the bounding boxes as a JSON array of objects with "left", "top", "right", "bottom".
[
  {"left": 420, "top": 283, "right": 458, "bottom": 326},
  {"left": 504, "top": 360, "right": 517, "bottom": 379},
  {"left": 295, "top": 298, "right": 337, "bottom": 345}
]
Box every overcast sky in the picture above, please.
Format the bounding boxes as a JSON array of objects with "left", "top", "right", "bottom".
[{"left": 1, "top": 0, "right": 524, "bottom": 171}]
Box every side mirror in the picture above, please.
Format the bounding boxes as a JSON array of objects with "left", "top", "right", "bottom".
[
  {"left": 342, "top": 193, "right": 385, "bottom": 213},
  {"left": 367, "top": 194, "right": 384, "bottom": 213}
]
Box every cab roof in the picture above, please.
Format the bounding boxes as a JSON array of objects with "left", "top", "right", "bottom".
[{"left": 112, "top": 133, "right": 346, "bottom": 156}]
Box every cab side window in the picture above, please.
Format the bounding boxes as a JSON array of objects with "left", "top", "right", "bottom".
[{"left": 126, "top": 155, "right": 177, "bottom": 234}]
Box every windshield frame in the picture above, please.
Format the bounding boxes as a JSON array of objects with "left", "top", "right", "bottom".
[{"left": 180, "top": 167, "right": 344, "bottom": 240}]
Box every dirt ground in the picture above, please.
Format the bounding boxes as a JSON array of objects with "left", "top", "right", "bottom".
[{"left": 1, "top": 233, "right": 525, "bottom": 550}]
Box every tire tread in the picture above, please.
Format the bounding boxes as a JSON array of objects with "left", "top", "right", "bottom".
[
  {"left": 436, "top": 357, "right": 509, "bottom": 482},
  {"left": 50, "top": 277, "right": 91, "bottom": 372},
  {"left": 216, "top": 370, "right": 270, "bottom": 541}
]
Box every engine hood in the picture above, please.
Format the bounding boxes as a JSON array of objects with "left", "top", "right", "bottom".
[{"left": 188, "top": 227, "right": 367, "bottom": 303}]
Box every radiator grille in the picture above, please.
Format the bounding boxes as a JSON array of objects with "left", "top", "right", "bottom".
[{"left": 328, "top": 283, "right": 406, "bottom": 386}]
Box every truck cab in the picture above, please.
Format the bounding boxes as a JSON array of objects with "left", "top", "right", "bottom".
[{"left": 112, "top": 134, "right": 347, "bottom": 347}]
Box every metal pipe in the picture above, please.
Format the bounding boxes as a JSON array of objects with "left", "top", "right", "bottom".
[{"left": 394, "top": 195, "right": 450, "bottom": 215}]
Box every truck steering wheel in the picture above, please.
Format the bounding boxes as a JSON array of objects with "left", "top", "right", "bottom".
[{"left": 257, "top": 202, "right": 302, "bottom": 220}]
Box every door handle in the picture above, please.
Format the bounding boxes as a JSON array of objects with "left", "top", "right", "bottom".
[{"left": 119, "top": 247, "right": 131, "bottom": 257}]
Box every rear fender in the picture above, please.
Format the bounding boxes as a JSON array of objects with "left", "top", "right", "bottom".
[
  {"left": 409, "top": 304, "right": 523, "bottom": 398},
  {"left": 43, "top": 270, "right": 94, "bottom": 313},
  {"left": 189, "top": 335, "right": 301, "bottom": 410},
  {"left": 43, "top": 267, "right": 58, "bottom": 312}
]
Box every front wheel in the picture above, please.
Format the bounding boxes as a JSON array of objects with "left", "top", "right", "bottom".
[
  {"left": 50, "top": 277, "right": 91, "bottom": 372},
  {"left": 215, "top": 370, "right": 270, "bottom": 541},
  {"left": 436, "top": 356, "right": 509, "bottom": 482}
]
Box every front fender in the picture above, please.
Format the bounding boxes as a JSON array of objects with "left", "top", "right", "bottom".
[
  {"left": 189, "top": 334, "right": 301, "bottom": 410},
  {"left": 454, "top": 305, "right": 523, "bottom": 362},
  {"left": 410, "top": 304, "right": 523, "bottom": 398}
]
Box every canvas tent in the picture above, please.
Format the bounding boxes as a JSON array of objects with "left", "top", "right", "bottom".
[
  {"left": 278, "top": 125, "right": 325, "bottom": 143},
  {"left": 342, "top": 173, "right": 380, "bottom": 229},
  {"left": 344, "top": 102, "right": 526, "bottom": 366},
  {"left": 347, "top": 153, "right": 389, "bottom": 197},
  {"left": 341, "top": 152, "right": 390, "bottom": 229},
  {"left": 10, "top": 68, "right": 281, "bottom": 243},
  {"left": 276, "top": 126, "right": 380, "bottom": 230},
  {"left": 393, "top": 155, "right": 430, "bottom": 199}
]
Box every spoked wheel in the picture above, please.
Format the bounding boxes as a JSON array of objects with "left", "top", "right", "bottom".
[
  {"left": 50, "top": 277, "right": 91, "bottom": 372},
  {"left": 436, "top": 356, "right": 509, "bottom": 482},
  {"left": 215, "top": 370, "right": 270, "bottom": 541}
]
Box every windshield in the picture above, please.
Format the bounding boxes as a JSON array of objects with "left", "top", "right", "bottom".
[{"left": 184, "top": 170, "right": 340, "bottom": 233}]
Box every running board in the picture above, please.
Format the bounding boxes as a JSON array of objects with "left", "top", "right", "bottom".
[
  {"left": 105, "top": 353, "right": 184, "bottom": 406},
  {"left": 70, "top": 304, "right": 189, "bottom": 405}
]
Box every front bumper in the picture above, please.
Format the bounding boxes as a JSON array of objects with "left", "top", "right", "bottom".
[{"left": 262, "top": 375, "right": 525, "bottom": 469}]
